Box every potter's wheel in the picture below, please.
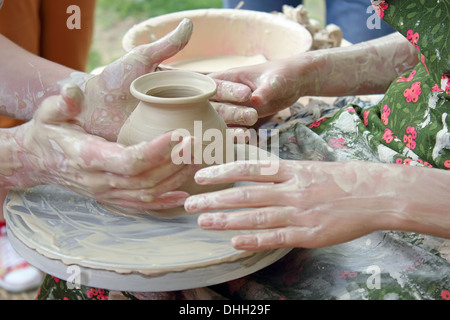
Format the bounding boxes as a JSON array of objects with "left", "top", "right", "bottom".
[{"left": 4, "top": 184, "right": 291, "bottom": 292}]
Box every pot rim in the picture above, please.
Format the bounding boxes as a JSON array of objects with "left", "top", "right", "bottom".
[{"left": 130, "top": 70, "right": 217, "bottom": 104}]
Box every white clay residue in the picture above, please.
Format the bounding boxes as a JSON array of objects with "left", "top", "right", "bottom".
[
  {"left": 4, "top": 185, "right": 261, "bottom": 276},
  {"left": 166, "top": 54, "right": 268, "bottom": 73}
]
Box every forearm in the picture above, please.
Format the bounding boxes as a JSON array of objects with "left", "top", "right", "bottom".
[
  {"left": 381, "top": 165, "right": 450, "bottom": 239},
  {"left": 302, "top": 32, "right": 419, "bottom": 96},
  {"left": 322, "top": 162, "right": 450, "bottom": 239},
  {"left": 0, "top": 35, "right": 82, "bottom": 120},
  {"left": 184, "top": 160, "right": 449, "bottom": 250}
]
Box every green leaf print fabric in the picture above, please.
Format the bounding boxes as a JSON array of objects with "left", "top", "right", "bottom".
[{"left": 307, "top": 0, "right": 449, "bottom": 169}]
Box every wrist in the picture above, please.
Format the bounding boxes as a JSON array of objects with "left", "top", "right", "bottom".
[
  {"left": 0, "top": 123, "right": 43, "bottom": 189},
  {"left": 375, "top": 165, "right": 450, "bottom": 238},
  {"left": 299, "top": 47, "right": 361, "bottom": 96},
  {"left": 299, "top": 34, "right": 416, "bottom": 97},
  {"left": 297, "top": 50, "right": 330, "bottom": 96},
  {"left": 0, "top": 36, "right": 77, "bottom": 120}
]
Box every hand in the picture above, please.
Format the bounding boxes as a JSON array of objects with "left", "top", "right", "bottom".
[
  {"left": 119, "top": 17, "right": 259, "bottom": 127},
  {"left": 14, "top": 84, "right": 199, "bottom": 210},
  {"left": 184, "top": 160, "right": 438, "bottom": 250},
  {"left": 209, "top": 79, "right": 258, "bottom": 126},
  {"left": 210, "top": 101, "right": 259, "bottom": 127},
  {"left": 208, "top": 33, "right": 421, "bottom": 121},
  {"left": 77, "top": 18, "right": 194, "bottom": 141},
  {"left": 209, "top": 58, "right": 306, "bottom": 120}
]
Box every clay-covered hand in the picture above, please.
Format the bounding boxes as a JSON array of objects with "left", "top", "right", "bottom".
[
  {"left": 78, "top": 18, "right": 194, "bottom": 141},
  {"left": 209, "top": 58, "right": 306, "bottom": 120},
  {"left": 208, "top": 33, "right": 421, "bottom": 122},
  {"left": 7, "top": 84, "right": 198, "bottom": 210},
  {"left": 209, "top": 79, "right": 258, "bottom": 126},
  {"left": 185, "top": 160, "right": 450, "bottom": 250},
  {"left": 209, "top": 100, "right": 259, "bottom": 127}
]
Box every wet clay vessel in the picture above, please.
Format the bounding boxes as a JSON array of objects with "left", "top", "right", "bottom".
[{"left": 117, "top": 70, "right": 231, "bottom": 198}]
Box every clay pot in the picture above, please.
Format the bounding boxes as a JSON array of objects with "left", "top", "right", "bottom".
[{"left": 117, "top": 70, "right": 231, "bottom": 197}]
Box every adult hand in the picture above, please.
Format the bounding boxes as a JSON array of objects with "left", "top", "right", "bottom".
[
  {"left": 12, "top": 83, "right": 198, "bottom": 210},
  {"left": 208, "top": 33, "right": 421, "bottom": 122},
  {"left": 209, "top": 100, "right": 259, "bottom": 127},
  {"left": 78, "top": 18, "right": 194, "bottom": 141},
  {"left": 209, "top": 58, "right": 307, "bottom": 120},
  {"left": 185, "top": 160, "right": 450, "bottom": 250}
]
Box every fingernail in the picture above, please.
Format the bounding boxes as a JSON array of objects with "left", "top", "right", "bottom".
[
  {"left": 185, "top": 195, "right": 210, "bottom": 212},
  {"left": 250, "top": 96, "right": 262, "bottom": 107},
  {"left": 194, "top": 168, "right": 214, "bottom": 183},
  {"left": 244, "top": 109, "right": 258, "bottom": 125},
  {"left": 198, "top": 214, "right": 213, "bottom": 228},
  {"left": 232, "top": 235, "right": 257, "bottom": 249},
  {"left": 184, "top": 197, "right": 197, "bottom": 211}
]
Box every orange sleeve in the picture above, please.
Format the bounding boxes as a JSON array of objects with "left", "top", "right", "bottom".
[
  {"left": 39, "top": 0, "right": 96, "bottom": 71},
  {"left": 0, "top": 0, "right": 96, "bottom": 127},
  {"left": 0, "top": 0, "right": 40, "bottom": 55},
  {"left": 0, "top": 116, "right": 25, "bottom": 128}
]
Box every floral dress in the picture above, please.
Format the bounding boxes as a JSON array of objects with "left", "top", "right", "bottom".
[
  {"left": 36, "top": 0, "right": 450, "bottom": 300},
  {"left": 301, "top": 0, "right": 450, "bottom": 169}
]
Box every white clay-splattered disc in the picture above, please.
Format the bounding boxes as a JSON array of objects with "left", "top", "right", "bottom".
[{"left": 4, "top": 185, "right": 291, "bottom": 291}]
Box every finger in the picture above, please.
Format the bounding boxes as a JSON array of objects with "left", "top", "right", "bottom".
[
  {"left": 35, "top": 83, "right": 84, "bottom": 124},
  {"left": 99, "top": 19, "right": 193, "bottom": 92},
  {"left": 80, "top": 133, "right": 193, "bottom": 175},
  {"left": 134, "top": 18, "right": 193, "bottom": 69},
  {"left": 101, "top": 191, "right": 190, "bottom": 211},
  {"left": 209, "top": 69, "right": 258, "bottom": 90},
  {"left": 75, "top": 136, "right": 171, "bottom": 175},
  {"left": 210, "top": 102, "right": 258, "bottom": 126},
  {"left": 93, "top": 161, "right": 199, "bottom": 210},
  {"left": 185, "top": 182, "right": 286, "bottom": 213},
  {"left": 123, "top": 18, "right": 193, "bottom": 52},
  {"left": 137, "top": 191, "right": 190, "bottom": 210},
  {"left": 97, "top": 163, "right": 199, "bottom": 201},
  {"left": 227, "top": 127, "right": 254, "bottom": 144},
  {"left": 197, "top": 206, "right": 296, "bottom": 230},
  {"left": 192, "top": 161, "right": 288, "bottom": 185},
  {"left": 122, "top": 134, "right": 195, "bottom": 175},
  {"left": 120, "top": 18, "right": 193, "bottom": 74},
  {"left": 66, "top": 160, "right": 189, "bottom": 193},
  {"left": 212, "top": 79, "right": 252, "bottom": 103},
  {"left": 231, "top": 226, "right": 320, "bottom": 250},
  {"left": 249, "top": 95, "right": 264, "bottom": 108},
  {"left": 250, "top": 72, "right": 288, "bottom": 103},
  {"left": 250, "top": 80, "right": 300, "bottom": 115}
]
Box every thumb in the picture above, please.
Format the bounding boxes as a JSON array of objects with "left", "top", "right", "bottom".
[
  {"left": 99, "top": 18, "right": 193, "bottom": 90},
  {"left": 124, "top": 18, "right": 192, "bottom": 72},
  {"left": 35, "top": 83, "right": 84, "bottom": 124},
  {"left": 249, "top": 85, "right": 274, "bottom": 108}
]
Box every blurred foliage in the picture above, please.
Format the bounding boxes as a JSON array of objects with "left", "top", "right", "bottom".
[{"left": 97, "top": 0, "right": 223, "bottom": 20}]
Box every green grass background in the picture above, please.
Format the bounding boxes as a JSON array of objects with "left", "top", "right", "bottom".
[{"left": 97, "top": 0, "right": 223, "bottom": 20}]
